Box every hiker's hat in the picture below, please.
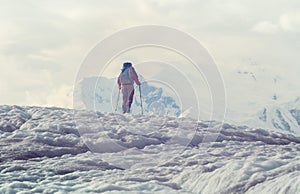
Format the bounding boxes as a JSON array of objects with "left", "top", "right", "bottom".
[{"left": 123, "top": 62, "right": 132, "bottom": 68}]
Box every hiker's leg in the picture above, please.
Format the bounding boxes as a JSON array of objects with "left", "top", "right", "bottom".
[
  {"left": 122, "top": 85, "right": 133, "bottom": 113},
  {"left": 128, "top": 88, "right": 134, "bottom": 113},
  {"left": 122, "top": 86, "right": 128, "bottom": 113}
]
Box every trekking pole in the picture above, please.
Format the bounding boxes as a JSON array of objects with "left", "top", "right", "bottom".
[
  {"left": 139, "top": 85, "right": 143, "bottom": 115},
  {"left": 115, "top": 88, "right": 120, "bottom": 112}
]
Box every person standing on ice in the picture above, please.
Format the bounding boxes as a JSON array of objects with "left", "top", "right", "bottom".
[{"left": 117, "top": 62, "right": 141, "bottom": 113}]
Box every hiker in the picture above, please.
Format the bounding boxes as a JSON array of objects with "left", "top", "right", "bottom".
[{"left": 117, "top": 62, "right": 141, "bottom": 113}]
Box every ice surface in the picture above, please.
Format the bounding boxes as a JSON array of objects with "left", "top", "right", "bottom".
[{"left": 0, "top": 105, "right": 299, "bottom": 193}]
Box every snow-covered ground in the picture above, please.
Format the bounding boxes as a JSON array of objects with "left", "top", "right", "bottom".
[{"left": 0, "top": 105, "right": 299, "bottom": 193}]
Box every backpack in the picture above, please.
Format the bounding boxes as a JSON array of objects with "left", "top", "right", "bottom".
[{"left": 119, "top": 67, "right": 133, "bottom": 85}]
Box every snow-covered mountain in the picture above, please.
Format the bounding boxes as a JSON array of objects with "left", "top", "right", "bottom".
[
  {"left": 224, "top": 59, "right": 300, "bottom": 136},
  {"left": 73, "top": 60, "right": 300, "bottom": 137},
  {"left": 245, "top": 97, "right": 300, "bottom": 135},
  {"left": 0, "top": 105, "right": 300, "bottom": 193},
  {"left": 74, "top": 76, "right": 181, "bottom": 117}
]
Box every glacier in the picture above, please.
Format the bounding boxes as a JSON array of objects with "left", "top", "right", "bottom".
[{"left": 0, "top": 105, "right": 300, "bottom": 193}]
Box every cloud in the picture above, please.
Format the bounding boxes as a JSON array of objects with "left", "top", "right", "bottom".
[
  {"left": 252, "top": 21, "right": 279, "bottom": 33},
  {"left": 25, "top": 84, "right": 73, "bottom": 108},
  {"left": 252, "top": 11, "right": 300, "bottom": 34},
  {"left": 279, "top": 12, "right": 300, "bottom": 32},
  {"left": 0, "top": 0, "right": 300, "bottom": 109}
]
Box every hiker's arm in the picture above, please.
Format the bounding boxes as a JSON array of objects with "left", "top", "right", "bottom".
[{"left": 130, "top": 67, "right": 141, "bottom": 85}]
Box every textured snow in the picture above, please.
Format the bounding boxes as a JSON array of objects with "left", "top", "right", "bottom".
[{"left": 0, "top": 105, "right": 299, "bottom": 193}]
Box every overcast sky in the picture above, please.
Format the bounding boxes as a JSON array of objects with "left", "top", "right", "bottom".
[{"left": 0, "top": 0, "right": 299, "bottom": 108}]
